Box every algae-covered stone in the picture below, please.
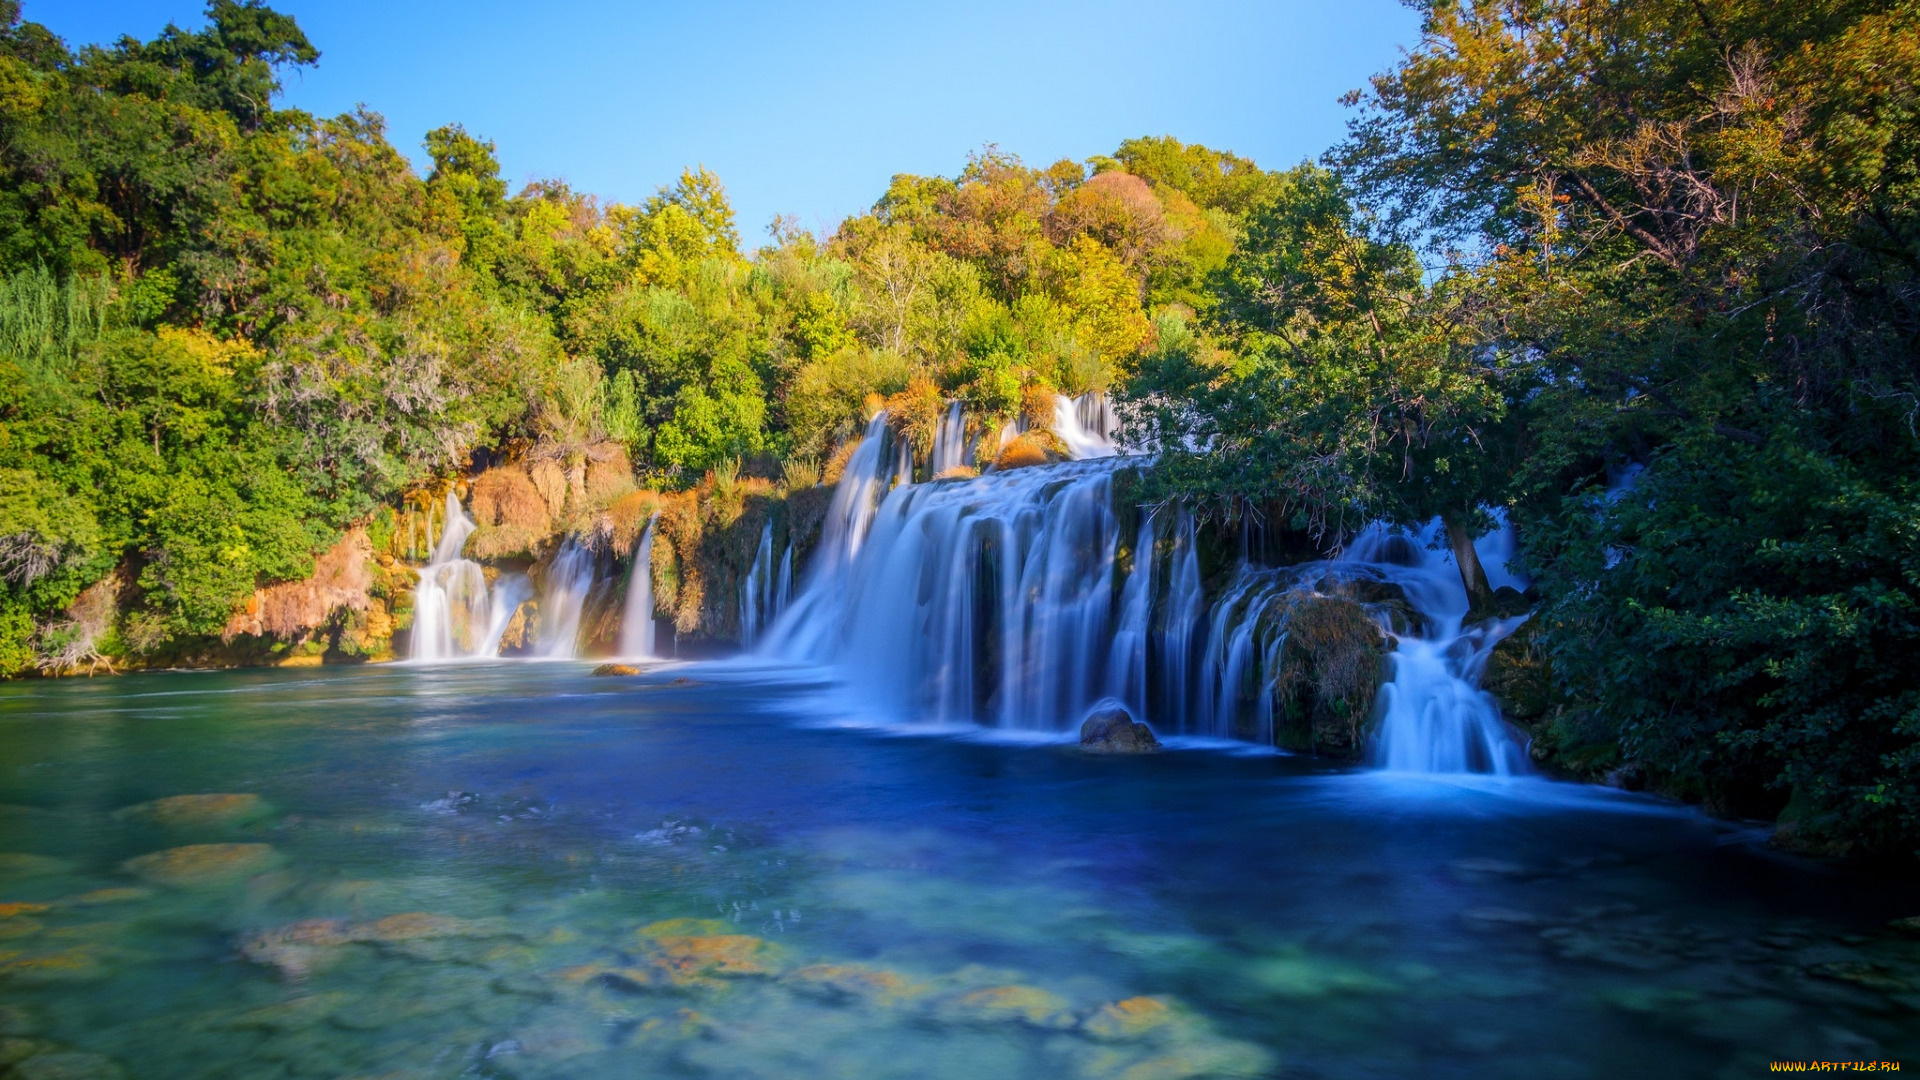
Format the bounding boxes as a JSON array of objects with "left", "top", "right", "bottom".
[
  {"left": 0, "top": 948, "right": 108, "bottom": 983},
  {"left": 66, "top": 889, "right": 150, "bottom": 907},
  {"left": 645, "top": 932, "right": 781, "bottom": 983},
  {"left": 936, "top": 985, "right": 1075, "bottom": 1027},
  {"left": 0, "top": 854, "right": 70, "bottom": 878},
  {"left": 783, "top": 963, "right": 921, "bottom": 1004},
  {"left": 122, "top": 843, "right": 279, "bottom": 887},
  {"left": 1082, "top": 996, "right": 1177, "bottom": 1041},
  {"left": 115, "top": 793, "right": 269, "bottom": 828},
  {"left": 591, "top": 663, "right": 640, "bottom": 676}
]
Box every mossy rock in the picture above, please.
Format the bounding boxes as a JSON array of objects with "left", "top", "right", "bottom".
[
  {"left": 114, "top": 793, "right": 269, "bottom": 828},
  {"left": 1481, "top": 617, "right": 1557, "bottom": 725},
  {"left": 121, "top": 843, "right": 280, "bottom": 887}
]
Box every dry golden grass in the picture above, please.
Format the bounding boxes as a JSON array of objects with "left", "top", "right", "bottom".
[
  {"left": 884, "top": 376, "right": 945, "bottom": 463},
  {"left": 992, "top": 431, "right": 1064, "bottom": 471},
  {"left": 932, "top": 466, "right": 979, "bottom": 482},
  {"left": 607, "top": 490, "right": 664, "bottom": 555},
  {"left": 781, "top": 457, "right": 821, "bottom": 491},
  {"left": 823, "top": 438, "right": 860, "bottom": 485},
  {"left": 529, "top": 459, "right": 568, "bottom": 517},
  {"left": 1021, "top": 385, "right": 1059, "bottom": 431},
  {"left": 470, "top": 468, "right": 551, "bottom": 533},
  {"left": 585, "top": 443, "right": 635, "bottom": 507}
]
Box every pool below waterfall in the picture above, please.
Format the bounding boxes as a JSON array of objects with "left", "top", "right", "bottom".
[{"left": 0, "top": 661, "right": 1915, "bottom": 1078}]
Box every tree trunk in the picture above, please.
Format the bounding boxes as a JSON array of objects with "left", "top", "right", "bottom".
[{"left": 1441, "top": 511, "right": 1493, "bottom": 613}]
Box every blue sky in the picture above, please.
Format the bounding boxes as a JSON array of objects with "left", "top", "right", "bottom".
[{"left": 39, "top": 1, "right": 1421, "bottom": 239}]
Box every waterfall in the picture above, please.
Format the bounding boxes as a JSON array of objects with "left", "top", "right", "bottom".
[
  {"left": 533, "top": 539, "right": 595, "bottom": 659},
  {"left": 619, "top": 513, "right": 659, "bottom": 659},
  {"left": 1051, "top": 392, "right": 1118, "bottom": 459},
  {"left": 1345, "top": 522, "right": 1531, "bottom": 775},
  {"left": 774, "top": 544, "right": 792, "bottom": 616},
  {"left": 929, "top": 402, "right": 968, "bottom": 476},
  {"left": 410, "top": 490, "right": 529, "bottom": 661},
  {"left": 739, "top": 520, "right": 774, "bottom": 648},
  {"left": 763, "top": 432, "right": 1528, "bottom": 771}
]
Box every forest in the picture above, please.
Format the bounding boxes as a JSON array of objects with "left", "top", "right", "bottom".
[{"left": 0, "top": 0, "right": 1916, "bottom": 860}]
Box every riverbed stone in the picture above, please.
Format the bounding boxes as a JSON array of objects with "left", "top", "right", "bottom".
[
  {"left": 591, "top": 663, "right": 640, "bottom": 676},
  {"left": 1081, "top": 996, "right": 1177, "bottom": 1041},
  {"left": 647, "top": 932, "right": 781, "bottom": 981},
  {"left": 1080, "top": 707, "right": 1162, "bottom": 754},
  {"left": 66, "top": 889, "right": 150, "bottom": 907},
  {"left": 0, "top": 948, "right": 108, "bottom": 983},
  {"left": 783, "top": 963, "right": 921, "bottom": 1004},
  {"left": 936, "top": 984, "right": 1075, "bottom": 1027},
  {"left": 115, "top": 793, "right": 268, "bottom": 827},
  {"left": 0, "top": 855, "right": 70, "bottom": 878},
  {"left": 122, "top": 843, "right": 279, "bottom": 886}
]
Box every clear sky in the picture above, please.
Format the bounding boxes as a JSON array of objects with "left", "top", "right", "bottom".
[{"left": 36, "top": 1, "right": 1421, "bottom": 240}]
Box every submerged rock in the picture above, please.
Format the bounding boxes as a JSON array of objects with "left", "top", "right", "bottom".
[
  {"left": 783, "top": 963, "right": 922, "bottom": 1004},
  {"left": 121, "top": 843, "right": 279, "bottom": 887},
  {"left": 591, "top": 663, "right": 640, "bottom": 677},
  {"left": 114, "top": 793, "right": 268, "bottom": 827},
  {"left": 934, "top": 984, "right": 1075, "bottom": 1027},
  {"left": 1081, "top": 996, "right": 1178, "bottom": 1041},
  {"left": 1081, "top": 707, "right": 1162, "bottom": 754},
  {"left": 0, "top": 854, "right": 70, "bottom": 878}
]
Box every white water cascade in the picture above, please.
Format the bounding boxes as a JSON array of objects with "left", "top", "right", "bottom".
[
  {"left": 762, "top": 411, "right": 1531, "bottom": 772},
  {"left": 1348, "top": 523, "right": 1531, "bottom": 775},
  {"left": 739, "top": 520, "right": 775, "bottom": 648},
  {"left": 1053, "top": 392, "right": 1119, "bottom": 459},
  {"left": 618, "top": 513, "right": 660, "bottom": 659},
  {"left": 532, "top": 539, "right": 595, "bottom": 659},
  {"left": 410, "top": 491, "right": 530, "bottom": 661},
  {"left": 928, "top": 402, "right": 970, "bottom": 476}
]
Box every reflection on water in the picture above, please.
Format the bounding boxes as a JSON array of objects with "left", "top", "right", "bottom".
[{"left": 0, "top": 663, "right": 1914, "bottom": 1079}]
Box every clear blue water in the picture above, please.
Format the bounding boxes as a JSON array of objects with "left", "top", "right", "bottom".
[{"left": 0, "top": 662, "right": 1914, "bottom": 1079}]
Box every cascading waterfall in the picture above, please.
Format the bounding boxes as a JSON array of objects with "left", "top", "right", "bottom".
[
  {"left": 1050, "top": 392, "right": 1118, "bottom": 459},
  {"left": 1347, "top": 523, "right": 1531, "bottom": 775},
  {"left": 410, "top": 491, "right": 530, "bottom": 661},
  {"left": 928, "top": 402, "right": 969, "bottom": 476},
  {"left": 618, "top": 513, "right": 660, "bottom": 659},
  {"left": 739, "top": 520, "right": 775, "bottom": 648},
  {"left": 762, "top": 404, "right": 1530, "bottom": 771},
  {"left": 533, "top": 539, "right": 595, "bottom": 659}
]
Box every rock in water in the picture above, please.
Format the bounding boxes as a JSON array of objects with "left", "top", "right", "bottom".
[
  {"left": 591, "top": 663, "right": 640, "bottom": 677},
  {"left": 1080, "top": 706, "right": 1162, "bottom": 753}
]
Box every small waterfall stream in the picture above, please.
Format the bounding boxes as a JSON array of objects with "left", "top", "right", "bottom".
[
  {"left": 619, "top": 513, "right": 660, "bottom": 659},
  {"left": 739, "top": 520, "right": 775, "bottom": 648},
  {"left": 410, "top": 491, "right": 530, "bottom": 661},
  {"left": 533, "top": 540, "right": 595, "bottom": 659}
]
